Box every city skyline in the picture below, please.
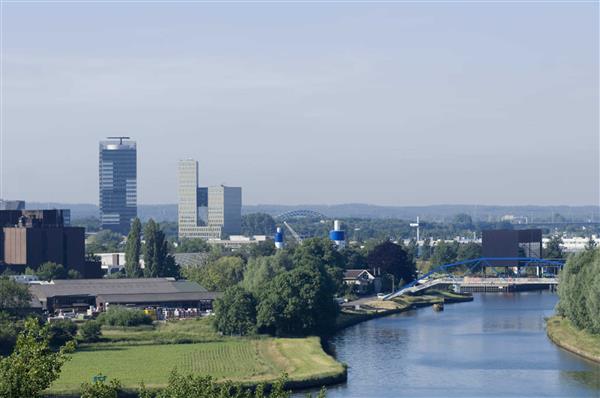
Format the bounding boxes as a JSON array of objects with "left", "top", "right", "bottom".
[{"left": 1, "top": 2, "right": 598, "bottom": 206}]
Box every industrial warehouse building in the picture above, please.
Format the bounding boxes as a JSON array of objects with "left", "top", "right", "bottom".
[
  {"left": 28, "top": 278, "right": 219, "bottom": 313},
  {"left": 0, "top": 209, "right": 101, "bottom": 277}
]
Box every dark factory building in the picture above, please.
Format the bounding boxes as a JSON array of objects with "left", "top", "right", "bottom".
[
  {"left": 482, "top": 229, "right": 543, "bottom": 266},
  {"left": 0, "top": 209, "right": 101, "bottom": 277}
]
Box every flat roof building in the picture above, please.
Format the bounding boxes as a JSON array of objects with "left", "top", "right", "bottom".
[
  {"left": 99, "top": 137, "right": 137, "bottom": 235},
  {"left": 28, "top": 278, "right": 218, "bottom": 313}
]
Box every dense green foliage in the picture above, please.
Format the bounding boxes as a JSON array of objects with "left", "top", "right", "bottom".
[
  {"left": 80, "top": 377, "right": 122, "bottom": 398},
  {"left": 257, "top": 248, "right": 339, "bottom": 336},
  {"left": 24, "top": 262, "right": 82, "bottom": 281},
  {"left": 544, "top": 235, "right": 565, "bottom": 259},
  {"left": 557, "top": 248, "right": 600, "bottom": 334},
  {"left": 246, "top": 240, "right": 277, "bottom": 258},
  {"left": 125, "top": 217, "right": 143, "bottom": 277},
  {"left": 97, "top": 306, "right": 153, "bottom": 327},
  {"left": 48, "top": 320, "right": 78, "bottom": 348},
  {"left": 35, "top": 262, "right": 67, "bottom": 281},
  {"left": 86, "top": 230, "right": 124, "bottom": 254},
  {"left": 184, "top": 256, "right": 245, "bottom": 291},
  {"left": 0, "top": 278, "right": 31, "bottom": 310},
  {"left": 137, "top": 371, "right": 296, "bottom": 398},
  {"left": 242, "top": 253, "right": 292, "bottom": 294},
  {"left": 175, "top": 238, "right": 211, "bottom": 253},
  {"left": 0, "top": 318, "right": 73, "bottom": 398},
  {"left": 214, "top": 286, "right": 257, "bottom": 336},
  {"left": 241, "top": 213, "right": 277, "bottom": 236},
  {"left": 79, "top": 320, "right": 102, "bottom": 342},
  {"left": 366, "top": 241, "right": 416, "bottom": 286},
  {"left": 143, "top": 219, "right": 180, "bottom": 278},
  {"left": 71, "top": 216, "right": 101, "bottom": 232}
]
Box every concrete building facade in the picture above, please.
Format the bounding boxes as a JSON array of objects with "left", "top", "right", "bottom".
[
  {"left": 99, "top": 137, "right": 137, "bottom": 234},
  {"left": 177, "top": 159, "right": 241, "bottom": 240}
]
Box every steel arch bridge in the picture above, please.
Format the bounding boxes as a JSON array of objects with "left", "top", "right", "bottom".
[
  {"left": 276, "top": 209, "right": 327, "bottom": 221},
  {"left": 385, "top": 257, "right": 565, "bottom": 300}
]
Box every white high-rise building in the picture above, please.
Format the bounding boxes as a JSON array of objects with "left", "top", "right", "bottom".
[
  {"left": 177, "top": 159, "right": 241, "bottom": 240},
  {"left": 208, "top": 185, "right": 242, "bottom": 236}
]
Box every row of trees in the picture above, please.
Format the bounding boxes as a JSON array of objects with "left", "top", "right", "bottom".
[
  {"left": 557, "top": 246, "right": 600, "bottom": 334},
  {"left": 123, "top": 218, "right": 179, "bottom": 278}
]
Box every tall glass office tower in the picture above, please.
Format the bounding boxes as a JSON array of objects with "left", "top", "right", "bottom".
[{"left": 99, "top": 137, "right": 137, "bottom": 234}]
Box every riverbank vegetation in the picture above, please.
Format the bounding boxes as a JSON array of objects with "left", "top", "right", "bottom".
[
  {"left": 547, "top": 316, "right": 600, "bottom": 363},
  {"left": 550, "top": 246, "right": 600, "bottom": 362}
]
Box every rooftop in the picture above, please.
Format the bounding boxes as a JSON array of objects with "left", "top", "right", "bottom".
[{"left": 29, "top": 278, "right": 207, "bottom": 299}]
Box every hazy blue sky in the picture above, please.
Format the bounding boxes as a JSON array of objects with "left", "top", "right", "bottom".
[{"left": 1, "top": 2, "right": 598, "bottom": 206}]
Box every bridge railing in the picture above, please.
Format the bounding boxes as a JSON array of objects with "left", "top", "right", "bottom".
[{"left": 384, "top": 257, "right": 564, "bottom": 300}]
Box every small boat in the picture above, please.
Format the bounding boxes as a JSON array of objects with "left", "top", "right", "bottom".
[{"left": 433, "top": 302, "right": 444, "bottom": 312}]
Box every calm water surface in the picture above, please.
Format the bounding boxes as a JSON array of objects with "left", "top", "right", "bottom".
[{"left": 319, "top": 292, "right": 600, "bottom": 398}]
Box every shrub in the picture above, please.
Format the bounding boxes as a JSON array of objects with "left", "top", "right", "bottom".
[
  {"left": 140, "top": 371, "right": 295, "bottom": 398},
  {"left": 97, "top": 306, "right": 152, "bottom": 327},
  {"left": 80, "top": 377, "right": 122, "bottom": 398},
  {"left": 48, "top": 319, "right": 78, "bottom": 348},
  {"left": 79, "top": 320, "right": 102, "bottom": 342}
]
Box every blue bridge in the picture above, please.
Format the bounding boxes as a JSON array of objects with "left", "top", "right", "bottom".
[{"left": 384, "top": 257, "right": 565, "bottom": 300}]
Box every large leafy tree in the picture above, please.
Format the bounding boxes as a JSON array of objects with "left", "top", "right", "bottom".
[
  {"left": 0, "top": 278, "right": 31, "bottom": 310},
  {"left": 35, "top": 262, "right": 67, "bottom": 281},
  {"left": 241, "top": 213, "right": 276, "bottom": 236},
  {"left": 183, "top": 256, "right": 245, "bottom": 291},
  {"left": 420, "top": 238, "right": 432, "bottom": 260},
  {"left": 143, "top": 219, "right": 179, "bottom": 278},
  {"left": 0, "top": 318, "right": 73, "bottom": 398},
  {"left": 457, "top": 242, "right": 482, "bottom": 262},
  {"left": 430, "top": 241, "right": 459, "bottom": 266},
  {"left": 256, "top": 262, "right": 338, "bottom": 336},
  {"left": 86, "top": 230, "right": 123, "bottom": 254},
  {"left": 366, "top": 241, "right": 416, "bottom": 284},
  {"left": 340, "top": 246, "right": 367, "bottom": 269},
  {"left": 242, "top": 254, "right": 289, "bottom": 294},
  {"left": 125, "top": 217, "right": 143, "bottom": 277},
  {"left": 214, "top": 286, "right": 257, "bottom": 336},
  {"left": 544, "top": 235, "right": 564, "bottom": 259},
  {"left": 557, "top": 248, "right": 600, "bottom": 333},
  {"left": 293, "top": 237, "right": 345, "bottom": 269}
]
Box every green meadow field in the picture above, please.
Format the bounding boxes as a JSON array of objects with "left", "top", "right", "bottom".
[{"left": 47, "top": 329, "right": 344, "bottom": 395}]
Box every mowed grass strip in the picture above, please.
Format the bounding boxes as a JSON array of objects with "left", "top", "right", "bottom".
[
  {"left": 547, "top": 316, "right": 600, "bottom": 363},
  {"left": 48, "top": 337, "right": 344, "bottom": 394}
]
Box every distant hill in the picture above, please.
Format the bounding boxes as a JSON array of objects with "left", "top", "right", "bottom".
[{"left": 26, "top": 202, "right": 599, "bottom": 223}]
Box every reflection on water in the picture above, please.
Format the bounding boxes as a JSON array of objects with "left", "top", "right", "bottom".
[
  {"left": 563, "top": 370, "right": 600, "bottom": 390},
  {"left": 310, "top": 292, "right": 600, "bottom": 398}
]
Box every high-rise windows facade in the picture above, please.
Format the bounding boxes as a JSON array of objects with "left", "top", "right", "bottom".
[{"left": 99, "top": 138, "right": 137, "bottom": 234}]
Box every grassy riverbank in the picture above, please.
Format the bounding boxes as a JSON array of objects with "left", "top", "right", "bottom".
[
  {"left": 546, "top": 316, "right": 600, "bottom": 364},
  {"left": 46, "top": 318, "right": 346, "bottom": 396}
]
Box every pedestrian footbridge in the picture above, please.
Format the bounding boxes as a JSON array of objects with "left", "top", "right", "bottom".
[{"left": 384, "top": 257, "right": 564, "bottom": 300}]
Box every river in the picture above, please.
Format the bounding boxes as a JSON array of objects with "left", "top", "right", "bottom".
[{"left": 320, "top": 292, "right": 600, "bottom": 398}]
